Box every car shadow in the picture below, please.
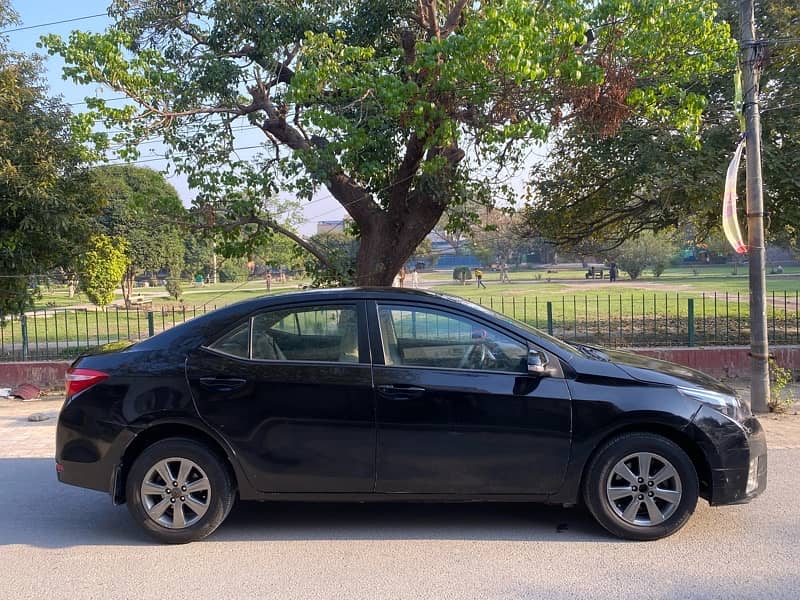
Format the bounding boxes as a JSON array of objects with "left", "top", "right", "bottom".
[{"left": 0, "top": 458, "right": 617, "bottom": 547}]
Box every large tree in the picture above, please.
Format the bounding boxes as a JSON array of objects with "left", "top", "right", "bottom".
[
  {"left": 0, "top": 1, "right": 102, "bottom": 317},
  {"left": 46, "top": 0, "right": 734, "bottom": 285},
  {"left": 521, "top": 0, "right": 800, "bottom": 250},
  {"left": 93, "top": 165, "right": 187, "bottom": 304}
]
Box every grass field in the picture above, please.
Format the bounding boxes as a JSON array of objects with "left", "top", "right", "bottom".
[{"left": 3, "top": 264, "right": 798, "bottom": 361}]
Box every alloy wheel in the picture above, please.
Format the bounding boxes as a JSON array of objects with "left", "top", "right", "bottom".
[
  {"left": 605, "top": 451, "right": 683, "bottom": 526},
  {"left": 140, "top": 457, "right": 211, "bottom": 529}
]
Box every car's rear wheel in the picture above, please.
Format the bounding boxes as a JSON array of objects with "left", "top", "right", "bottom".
[
  {"left": 126, "top": 438, "right": 234, "bottom": 544},
  {"left": 583, "top": 432, "right": 699, "bottom": 541}
]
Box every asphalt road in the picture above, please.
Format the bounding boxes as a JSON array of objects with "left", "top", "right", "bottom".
[{"left": 0, "top": 449, "right": 797, "bottom": 600}]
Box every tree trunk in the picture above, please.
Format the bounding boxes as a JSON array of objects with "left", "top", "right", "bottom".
[
  {"left": 122, "top": 270, "right": 134, "bottom": 306},
  {"left": 354, "top": 202, "right": 444, "bottom": 286}
]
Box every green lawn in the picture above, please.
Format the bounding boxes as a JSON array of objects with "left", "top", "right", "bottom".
[
  {"left": 33, "top": 279, "right": 309, "bottom": 310},
  {"left": 3, "top": 267, "right": 797, "bottom": 361}
]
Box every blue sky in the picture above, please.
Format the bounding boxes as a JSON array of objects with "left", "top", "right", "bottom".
[
  {"left": 5, "top": 1, "right": 345, "bottom": 234},
  {"left": 8, "top": 2, "right": 110, "bottom": 104}
]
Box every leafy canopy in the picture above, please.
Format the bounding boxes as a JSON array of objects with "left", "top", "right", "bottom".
[
  {"left": 92, "top": 165, "right": 186, "bottom": 302},
  {"left": 522, "top": 1, "right": 799, "bottom": 251},
  {"left": 44, "top": 0, "right": 734, "bottom": 284},
  {"left": 0, "top": 0, "right": 103, "bottom": 316}
]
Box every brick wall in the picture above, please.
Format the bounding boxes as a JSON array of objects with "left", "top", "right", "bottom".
[
  {"left": 0, "top": 361, "right": 71, "bottom": 391},
  {"left": 633, "top": 346, "right": 800, "bottom": 379}
]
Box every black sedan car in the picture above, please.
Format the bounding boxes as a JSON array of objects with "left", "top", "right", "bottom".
[{"left": 56, "top": 288, "right": 766, "bottom": 543}]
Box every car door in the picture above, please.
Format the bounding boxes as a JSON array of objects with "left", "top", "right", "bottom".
[
  {"left": 369, "top": 301, "right": 571, "bottom": 495},
  {"left": 186, "top": 301, "right": 375, "bottom": 493}
]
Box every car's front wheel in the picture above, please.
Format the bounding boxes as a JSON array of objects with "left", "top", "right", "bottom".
[
  {"left": 126, "top": 438, "right": 234, "bottom": 544},
  {"left": 583, "top": 432, "right": 699, "bottom": 541}
]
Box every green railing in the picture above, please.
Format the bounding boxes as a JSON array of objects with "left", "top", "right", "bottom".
[{"left": 1, "top": 291, "right": 798, "bottom": 362}]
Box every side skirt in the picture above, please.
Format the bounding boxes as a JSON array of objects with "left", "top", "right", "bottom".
[{"left": 239, "top": 491, "right": 555, "bottom": 504}]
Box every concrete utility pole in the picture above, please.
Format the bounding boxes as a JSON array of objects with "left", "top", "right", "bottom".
[{"left": 740, "top": 0, "right": 770, "bottom": 413}]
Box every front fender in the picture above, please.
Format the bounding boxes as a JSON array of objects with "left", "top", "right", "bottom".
[{"left": 547, "top": 380, "right": 701, "bottom": 504}]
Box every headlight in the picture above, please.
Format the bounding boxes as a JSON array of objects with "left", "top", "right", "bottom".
[{"left": 678, "top": 386, "right": 744, "bottom": 419}]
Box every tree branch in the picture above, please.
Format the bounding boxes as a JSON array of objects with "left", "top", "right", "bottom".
[
  {"left": 247, "top": 85, "right": 383, "bottom": 228},
  {"left": 215, "top": 214, "right": 336, "bottom": 272},
  {"left": 390, "top": 134, "right": 425, "bottom": 206},
  {"left": 422, "top": 0, "right": 440, "bottom": 40},
  {"left": 441, "top": 0, "right": 469, "bottom": 36}
]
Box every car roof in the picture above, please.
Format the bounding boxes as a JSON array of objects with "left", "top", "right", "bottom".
[
  {"left": 133, "top": 286, "right": 578, "bottom": 360},
  {"left": 131, "top": 288, "right": 475, "bottom": 352},
  {"left": 227, "top": 287, "right": 460, "bottom": 309}
]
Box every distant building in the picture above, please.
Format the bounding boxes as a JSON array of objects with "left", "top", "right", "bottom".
[{"left": 316, "top": 220, "right": 347, "bottom": 235}]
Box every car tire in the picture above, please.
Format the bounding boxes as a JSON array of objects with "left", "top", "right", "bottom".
[
  {"left": 126, "top": 437, "right": 235, "bottom": 544},
  {"left": 583, "top": 432, "right": 699, "bottom": 541}
]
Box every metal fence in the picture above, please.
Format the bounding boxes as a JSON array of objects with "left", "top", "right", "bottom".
[
  {"left": 1, "top": 291, "right": 798, "bottom": 362},
  {"left": 474, "top": 291, "right": 800, "bottom": 348},
  {"left": 0, "top": 305, "right": 215, "bottom": 362}
]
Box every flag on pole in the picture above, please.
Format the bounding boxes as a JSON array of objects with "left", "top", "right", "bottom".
[{"left": 723, "top": 139, "right": 747, "bottom": 254}]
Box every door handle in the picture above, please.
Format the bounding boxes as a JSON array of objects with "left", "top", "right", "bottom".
[
  {"left": 377, "top": 384, "right": 426, "bottom": 400},
  {"left": 198, "top": 377, "right": 248, "bottom": 392}
]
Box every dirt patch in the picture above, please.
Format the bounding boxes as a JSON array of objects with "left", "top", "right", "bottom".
[{"left": 560, "top": 281, "right": 694, "bottom": 292}]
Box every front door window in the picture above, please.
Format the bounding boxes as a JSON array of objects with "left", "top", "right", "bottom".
[{"left": 377, "top": 305, "right": 527, "bottom": 372}]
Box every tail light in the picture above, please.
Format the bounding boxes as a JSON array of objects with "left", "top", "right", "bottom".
[{"left": 65, "top": 368, "right": 109, "bottom": 398}]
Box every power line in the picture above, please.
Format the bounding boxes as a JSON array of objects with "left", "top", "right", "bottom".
[
  {"left": 0, "top": 13, "right": 108, "bottom": 35},
  {"left": 67, "top": 96, "right": 129, "bottom": 107}
]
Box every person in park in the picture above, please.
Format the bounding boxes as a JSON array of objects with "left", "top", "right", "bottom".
[
  {"left": 265, "top": 271, "right": 272, "bottom": 292},
  {"left": 609, "top": 262, "right": 618, "bottom": 282},
  {"left": 474, "top": 268, "right": 486, "bottom": 289},
  {"left": 500, "top": 263, "right": 510, "bottom": 283}
]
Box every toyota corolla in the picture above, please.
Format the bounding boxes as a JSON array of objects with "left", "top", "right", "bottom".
[{"left": 56, "top": 288, "right": 766, "bottom": 543}]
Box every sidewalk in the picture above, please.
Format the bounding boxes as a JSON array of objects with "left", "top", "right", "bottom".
[
  {"left": 731, "top": 382, "right": 800, "bottom": 450},
  {"left": 1, "top": 391, "right": 798, "bottom": 460}
]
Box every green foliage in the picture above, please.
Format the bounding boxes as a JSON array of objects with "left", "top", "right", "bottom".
[
  {"left": 652, "top": 260, "right": 667, "bottom": 279},
  {"left": 0, "top": 1, "right": 102, "bottom": 316},
  {"left": 453, "top": 267, "right": 472, "bottom": 282},
  {"left": 92, "top": 166, "right": 186, "bottom": 302},
  {"left": 182, "top": 234, "right": 215, "bottom": 279},
  {"left": 466, "top": 207, "right": 534, "bottom": 265},
  {"left": 524, "top": 2, "right": 799, "bottom": 250},
  {"left": 768, "top": 358, "right": 795, "bottom": 414},
  {"left": 78, "top": 235, "right": 128, "bottom": 307},
  {"left": 253, "top": 229, "right": 306, "bottom": 272},
  {"left": 302, "top": 231, "right": 359, "bottom": 287},
  {"left": 164, "top": 271, "right": 182, "bottom": 300},
  {"left": 43, "top": 0, "right": 735, "bottom": 284},
  {"left": 217, "top": 260, "right": 249, "bottom": 283},
  {"left": 614, "top": 231, "right": 678, "bottom": 280}
]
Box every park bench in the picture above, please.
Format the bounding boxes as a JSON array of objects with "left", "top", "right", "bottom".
[{"left": 585, "top": 265, "right": 606, "bottom": 279}]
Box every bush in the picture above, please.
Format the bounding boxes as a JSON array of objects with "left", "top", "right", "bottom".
[
  {"left": 614, "top": 231, "right": 677, "bottom": 280},
  {"left": 165, "top": 277, "right": 182, "bottom": 300},
  {"left": 218, "top": 262, "right": 249, "bottom": 282},
  {"left": 78, "top": 235, "right": 128, "bottom": 307},
  {"left": 452, "top": 267, "right": 472, "bottom": 281},
  {"left": 769, "top": 358, "right": 795, "bottom": 413}
]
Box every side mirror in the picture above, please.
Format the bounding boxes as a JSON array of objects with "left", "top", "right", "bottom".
[{"left": 527, "top": 349, "right": 549, "bottom": 375}]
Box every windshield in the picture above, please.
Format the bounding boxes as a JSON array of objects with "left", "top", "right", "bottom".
[{"left": 432, "top": 292, "right": 583, "bottom": 357}]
